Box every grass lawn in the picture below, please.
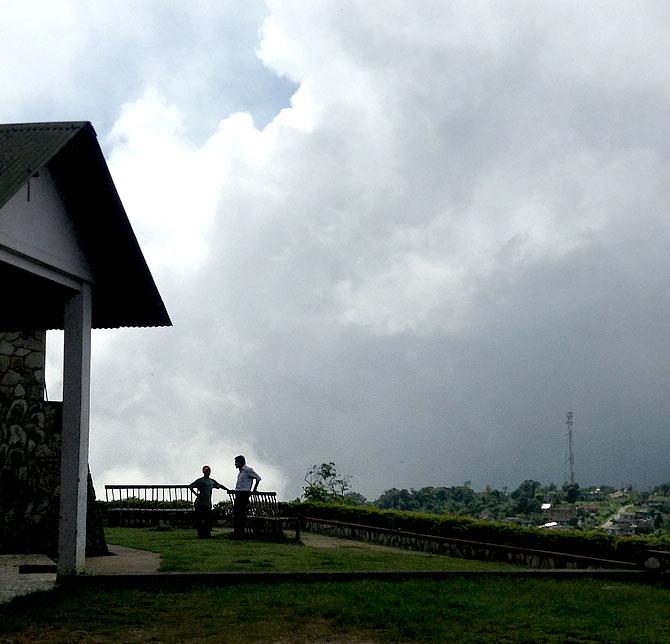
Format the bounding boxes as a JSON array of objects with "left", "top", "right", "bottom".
[
  {"left": 1, "top": 528, "right": 667, "bottom": 642},
  {"left": 104, "top": 526, "right": 521, "bottom": 572},
  {"left": 1, "top": 577, "right": 668, "bottom": 642}
]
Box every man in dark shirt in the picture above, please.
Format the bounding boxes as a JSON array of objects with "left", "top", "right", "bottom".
[{"left": 190, "top": 465, "right": 226, "bottom": 538}]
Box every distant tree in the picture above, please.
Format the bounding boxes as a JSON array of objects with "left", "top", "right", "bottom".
[
  {"left": 303, "top": 462, "right": 364, "bottom": 503},
  {"left": 511, "top": 480, "right": 543, "bottom": 515},
  {"left": 654, "top": 482, "right": 670, "bottom": 496},
  {"left": 562, "top": 483, "right": 581, "bottom": 503},
  {"left": 511, "top": 480, "right": 542, "bottom": 499},
  {"left": 342, "top": 491, "right": 367, "bottom": 506},
  {"left": 543, "top": 486, "right": 563, "bottom": 506},
  {"left": 479, "top": 485, "right": 513, "bottom": 519},
  {"left": 375, "top": 484, "right": 494, "bottom": 517},
  {"left": 375, "top": 488, "right": 417, "bottom": 511},
  {"left": 636, "top": 520, "right": 654, "bottom": 535}
]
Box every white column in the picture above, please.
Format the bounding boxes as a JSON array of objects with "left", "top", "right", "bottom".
[{"left": 57, "top": 282, "right": 92, "bottom": 576}]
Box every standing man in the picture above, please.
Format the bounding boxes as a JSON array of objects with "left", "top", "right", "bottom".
[
  {"left": 232, "top": 455, "right": 261, "bottom": 538},
  {"left": 190, "top": 465, "right": 226, "bottom": 538}
]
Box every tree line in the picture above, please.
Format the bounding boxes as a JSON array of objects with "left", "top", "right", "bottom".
[{"left": 302, "top": 462, "right": 670, "bottom": 530}]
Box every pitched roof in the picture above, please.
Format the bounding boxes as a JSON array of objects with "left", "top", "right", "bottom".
[
  {"left": 0, "top": 121, "right": 86, "bottom": 210},
  {"left": 0, "top": 121, "right": 172, "bottom": 330}
]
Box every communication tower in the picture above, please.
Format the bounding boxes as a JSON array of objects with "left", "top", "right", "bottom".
[{"left": 565, "top": 411, "right": 576, "bottom": 485}]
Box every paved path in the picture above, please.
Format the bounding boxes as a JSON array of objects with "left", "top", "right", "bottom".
[
  {"left": 0, "top": 553, "right": 57, "bottom": 604},
  {"left": 600, "top": 504, "right": 633, "bottom": 529},
  {"left": 85, "top": 544, "right": 160, "bottom": 575},
  {"left": 0, "top": 544, "right": 160, "bottom": 605}
]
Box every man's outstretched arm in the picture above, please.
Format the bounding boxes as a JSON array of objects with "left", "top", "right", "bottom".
[{"left": 212, "top": 479, "right": 228, "bottom": 491}]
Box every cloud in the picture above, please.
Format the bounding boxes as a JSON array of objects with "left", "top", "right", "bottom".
[
  {"left": 106, "top": 90, "right": 215, "bottom": 270},
  {"left": 0, "top": 1, "right": 295, "bottom": 134},
  {"left": 9, "top": 2, "right": 670, "bottom": 498}
]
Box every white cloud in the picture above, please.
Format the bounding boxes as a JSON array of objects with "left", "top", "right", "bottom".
[{"left": 107, "top": 90, "right": 215, "bottom": 270}]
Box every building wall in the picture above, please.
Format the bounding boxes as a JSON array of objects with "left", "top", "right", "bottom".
[
  {"left": 0, "top": 331, "right": 106, "bottom": 556},
  {"left": 0, "top": 166, "right": 93, "bottom": 282}
]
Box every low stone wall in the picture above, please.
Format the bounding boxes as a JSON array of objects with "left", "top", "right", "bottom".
[
  {"left": 0, "top": 331, "right": 107, "bottom": 556},
  {"left": 304, "top": 517, "right": 640, "bottom": 570},
  {"left": 0, "top": 331, "right": 60, "bottom": 554}
]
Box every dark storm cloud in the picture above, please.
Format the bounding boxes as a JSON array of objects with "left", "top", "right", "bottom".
[{"left": 4, "top": 2, "right": 669, "bottom": 498}]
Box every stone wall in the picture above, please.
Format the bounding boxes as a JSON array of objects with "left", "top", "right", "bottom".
[
  {"left": 303, "top": 517, "right": 641, "bottom": 570},
  {"left": 0, "top": 331, "right": 107, "bottom": 557}
]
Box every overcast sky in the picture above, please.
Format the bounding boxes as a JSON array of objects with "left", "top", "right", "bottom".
[{"left": 3, "top": 1, "right": 669, "bottom": 500}]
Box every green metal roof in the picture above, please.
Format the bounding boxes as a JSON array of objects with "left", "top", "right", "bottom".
[
  {"left": 0, "top": 122, "right": 88, "bottom": 210},
  {"left": 0, "top": 121, "right": 172, "bottom": 330}
]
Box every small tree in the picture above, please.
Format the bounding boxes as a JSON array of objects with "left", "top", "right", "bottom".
[
  {"left": 511, "top": 480, "right": 543, "bottom": 515},
  {"left": 342, "top": 491, "right": 367, "bottom": 506},
  {"left": 563, "top": 483, "right": 581, "bottom": 504},
  {"left": 303, "top": 462, "right": 362, "bottom": 503}
]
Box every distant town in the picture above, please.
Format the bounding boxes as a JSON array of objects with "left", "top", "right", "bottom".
[
  {"left": 371, "top": 483, "right": 670, "bottom": 537},
  {"left": 304, "top": 464, "right": 670, "bottom": 537}
]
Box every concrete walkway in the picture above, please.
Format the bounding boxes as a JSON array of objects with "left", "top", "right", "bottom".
[
  {"left": 85, "top": 544, "right": 160, "bottom": 575},
  {"left": 0, "top": 553, "right": 57, "bottom": 604},
  {"left": 0, "top": 544, "right": 160, "bottom": 604}
]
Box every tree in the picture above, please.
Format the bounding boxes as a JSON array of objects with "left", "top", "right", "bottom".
[
  {"left": 342, "top": 491, "right": 367, "bottom": 506},
  {"left": 511, "top": 480, "right": 543, "bottom": 515},
  {"left": 303, "top": 462, "right": 365, "bottom": 503},
  {"left": 654, "top": 482, "right": 670, "bottom": 496},
  {"left": 562, "top": 483, "right": 581, "bottom": 503},
  {"left": 375, "top": 488, "right": 416, "bottom": 511}
]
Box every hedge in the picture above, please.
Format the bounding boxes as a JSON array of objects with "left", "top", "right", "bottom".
[{"left": 283, "top": 501, "right": 670, "bottom": 562}]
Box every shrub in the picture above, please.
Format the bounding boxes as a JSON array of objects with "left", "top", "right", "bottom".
[{"left": 288, "top": 501, "right": 670, "bottom": 562}]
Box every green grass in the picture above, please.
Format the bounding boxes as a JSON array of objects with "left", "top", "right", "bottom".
[
  {"left": 1, "top": 577, "right": 668, "bottom": 642},
  {"left": 104, "top": 527, "right": 520, "bottom": 572}
]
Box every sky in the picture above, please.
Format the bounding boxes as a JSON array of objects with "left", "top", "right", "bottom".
[{"left": 2, "top": 1, "right": 669, "bottom": 500}]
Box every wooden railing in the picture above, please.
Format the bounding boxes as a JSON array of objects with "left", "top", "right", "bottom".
[
  {"left": 104, "top": 485, "right": 197, "bottom": 527},
  {"left": 227, "top": 491, "right": 301, "bottom": 540}
]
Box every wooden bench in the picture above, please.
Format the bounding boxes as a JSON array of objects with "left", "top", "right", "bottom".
[
  {"left": 227, "top": 490, "right": 301, "bottom": 540},
  {"left": 104, "top": 485, "right": 199, "bottom": 527}
]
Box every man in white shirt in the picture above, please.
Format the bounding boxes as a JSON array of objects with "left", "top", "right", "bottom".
[
  {"left": 235, "top": 455, "right": 261, "bottom": 491},
  {"left": 232, "top": 455, "right": 261, "bottom": 537}
]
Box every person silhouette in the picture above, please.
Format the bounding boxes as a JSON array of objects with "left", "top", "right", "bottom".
[
  {"left": 232, "top": 455, "right": 261, "bottom": 538},
  {"left": 190, "top": 465, "right": 226, "bottom": 538}
]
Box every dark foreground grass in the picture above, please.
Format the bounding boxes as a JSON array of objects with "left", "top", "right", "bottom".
[
  {"left": 1, "top": 577, "right": 668, "bottom": 643},
  {"left": 104, "top": 527, "right": 520, "bottom": 572}
]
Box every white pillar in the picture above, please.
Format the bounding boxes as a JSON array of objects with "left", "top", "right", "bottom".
[{"left": 57, "top": 283, "right": 92, "bottom": 576}]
